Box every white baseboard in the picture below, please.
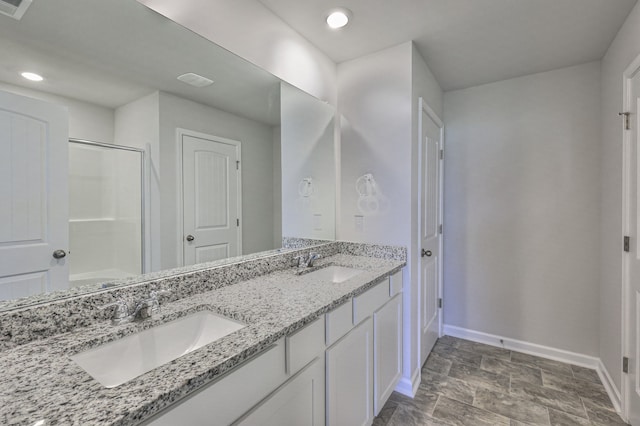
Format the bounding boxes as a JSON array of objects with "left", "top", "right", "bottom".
[
  {"left": 442, "top": 324, "right": 624, "bottom": 418},
  {"left": 596, "top": 359, "right": 622, "bottom": 415},
  {"left": 395, "top": 368, "right": 420, "bottom": 397},
  {"left": 443, "top": 324, "right": 599, "bottom": 368}
]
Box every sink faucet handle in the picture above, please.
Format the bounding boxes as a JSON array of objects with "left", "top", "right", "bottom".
[
  {"left": 307, "top": 252, "right": 322, "bottom": 267},
  {"left": 101, "top": 299, "right": 129, "bottom": 321},
  {"left": 144, "top": 289, "right": 170, "bottom": 315},
  {"left": 292, "top": 254, "right": 306, "bottom": 267}
]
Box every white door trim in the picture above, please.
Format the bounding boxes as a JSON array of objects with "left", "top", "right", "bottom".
[
  {"left": 621, "top": 52, "right": 640, "bottom": 423},
  {"left": 417, "top": 97, "right": 445, "bottom": 352},
  {"left": 176, "top": 128, "right": 243, "bottom": 267}
]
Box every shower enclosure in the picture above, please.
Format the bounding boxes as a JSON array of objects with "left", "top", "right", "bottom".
[{"left": 68, "top": 139, "right": 144, "bottom": 287}]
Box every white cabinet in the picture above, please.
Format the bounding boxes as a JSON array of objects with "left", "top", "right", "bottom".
[
  {"left": 326, "top": 318, "right": 374, "bottom": 426},
  {"left": 144, "top": 339, "right": 287, "bottom": 426},
  {"left": 326, "top": 270, "right": 403, "bottom": 425},
  {"left": 373, "top": 293, "right": 403, "bottom": 415},
  {"left": 235, "top": 357, "right": 325, "bottom": 426},
  {"left": 143, "top": 270, "right": 403, "bottom": 426}
]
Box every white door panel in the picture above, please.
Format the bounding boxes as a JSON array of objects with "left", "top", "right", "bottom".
[
  {"left": 0, "top": 90, "right": 68, "bottom": 300},
  {"left": 419, "top": 99, "right": 444, "bottom": 367},
  {"left": 182, "top": 131, "right": 241, "bottom": 266}
]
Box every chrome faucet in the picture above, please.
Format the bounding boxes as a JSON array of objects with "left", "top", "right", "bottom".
[
  {"left": 292, "top": 252, "right": 322, "bottom": 271},
  {"left": 101, "top": 299, "right": 130, "bottom": 325},
  {"left": 101, "top": 290, "right": 170, "bottom": 325},
  {"left": 132, "top": 290, "right": 170, "bottom": 320}
]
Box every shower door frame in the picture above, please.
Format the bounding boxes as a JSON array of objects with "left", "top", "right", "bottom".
[{"left": 68, "top": 138, "right": 147, "bottom": 274}]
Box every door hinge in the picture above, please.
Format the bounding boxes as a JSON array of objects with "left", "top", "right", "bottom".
[
  {"left": 623, "top": 356, "right": 629, "bottom": 374},
  {"left": 438, "top": 298, "right": 443, "bottom": 309},
  {"left": 236, "top": 218, "right": 240, "bottom": 227},
  {"left": 624, "top": 236, "right": 630, "bottom": 253},
  {"left": 439, "top": 224, "right": 443, "bottom": 235},
  {"left": 236, "top": 160, "right": 240, "bottom": 170},
  {"left": 439, "top": 149, "right": 444, "bottom": 160},
  {"left": 619, "top": 112, "right": 631, "bottom": 130}
]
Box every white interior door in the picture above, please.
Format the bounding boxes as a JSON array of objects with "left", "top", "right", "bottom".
[
  {"left": 419, "top": 99, "right": 444, "bottom": 367},
  {"left": 182, "top": 131, "right": 241, "bottom": 266},
  {"left": 0, "top": 90, "right": 69, "bottom": 300},
  {"left": 624, "top": 58, "right": 640, "bottom": 424}
]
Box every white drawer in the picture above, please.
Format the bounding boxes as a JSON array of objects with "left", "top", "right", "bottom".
[
  {"left": 286, "top": 317, "right": 325, "bottom": 374},
  {"left": 353, "top": 280, "right": 389, "bottom": 325},
  {"left": 325, "top": 300, "right": 353, "bottom": 346},
  {"left": 389, "top": 270, "right": 403, "bottom": 296}
]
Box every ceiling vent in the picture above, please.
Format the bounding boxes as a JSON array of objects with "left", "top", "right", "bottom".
[
  {"left": 0, "top": 0, "right": 32, "bottom": 20},
  {"left": 177, "top": 73, "right": 214, "bottom": 88}
]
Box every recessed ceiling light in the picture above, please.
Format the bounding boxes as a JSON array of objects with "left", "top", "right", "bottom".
[
  {"left": 21, "top": 72, "right": 43, "bottom": 82},
  {"left": 326, "top": 9, "right": 351, "bottom": 29},
  {"left": 177, "top": 72, "right": 214, "bottom": 88}
]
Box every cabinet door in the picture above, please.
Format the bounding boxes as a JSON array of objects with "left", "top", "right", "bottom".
[
  {"left": 236, "top": 357, "right": 325, "bottom": 426},
  {"left": 326, "top": 318, "right": 374, "bottom": 426},
  {"left": 373, "top": 293, "right": 403, "bottom": 415}
]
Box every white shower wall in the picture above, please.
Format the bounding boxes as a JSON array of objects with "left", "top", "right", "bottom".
[{"left": 68, "top": 143, "right": 142, "bottom": 286}]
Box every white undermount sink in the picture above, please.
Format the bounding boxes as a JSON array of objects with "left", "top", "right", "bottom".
[
  {"left": 71, "top": 311, "right": 246, "bottom": 388},
  {"left": 305, "top": 265, "right": 364, "bottom": 283}
]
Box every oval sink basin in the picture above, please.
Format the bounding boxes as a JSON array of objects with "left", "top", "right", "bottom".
[
  {"left": 71, "top": 311, "right": 246, "bottom": 388},
  {"left": 305, "top": 265, "right": 364, "bottom": 283}
]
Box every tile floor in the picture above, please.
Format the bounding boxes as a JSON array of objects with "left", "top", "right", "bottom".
[{"left": 373, "top": 336, "right": 628, "bottom": 426}]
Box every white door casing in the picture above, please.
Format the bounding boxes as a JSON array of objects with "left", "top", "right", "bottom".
[
  {"left": 179, "top": 129, "right": 242, "bottom": 266},
  {"left": 418, "top": 98, "right": 444, "bottom": 367},
  {"left": 623, "top": 53, "right": 640, "bottom": 424},
  {"left": 0, "top": 90, "right": 69, "bottom": 300}
]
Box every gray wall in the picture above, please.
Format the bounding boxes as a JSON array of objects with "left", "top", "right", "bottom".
[
  {"left": 443, "top": 62, "right": 602, "bottom": 356},
  {"left": 280, "top": 83, "right": 336, "bottom": 240},
  {"left": 600, "top": 1, "right": 640, "bottom": 391}
]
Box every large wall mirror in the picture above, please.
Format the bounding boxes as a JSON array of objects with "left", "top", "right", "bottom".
[{"left": 0, "top": 0, "right": 336, "bottom": 306}]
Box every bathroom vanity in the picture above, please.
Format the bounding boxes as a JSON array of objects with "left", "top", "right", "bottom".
[
  {"left": 143, "top": 268, "right": 402, "bottom": 426},
  {"left": 0, "top": 242, "right": 405, "bottom": 425}
]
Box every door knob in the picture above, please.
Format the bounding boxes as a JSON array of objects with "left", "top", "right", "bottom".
[
  {"left": 186, "top": 235, "right": 195, "bottom": 242},
  {"left": 421, "top": 249, "right": 432, "bottom": 257},
  {"left": 52, "top": 249, "right": 67, "bottom": 259}
]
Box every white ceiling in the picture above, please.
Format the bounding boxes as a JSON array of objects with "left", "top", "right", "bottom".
[
  {"left": 258, "top": 0, "right": 638, "bottom": 91},
  {"left": 0, "top": 0, "right": 281, "bottom": 124}
]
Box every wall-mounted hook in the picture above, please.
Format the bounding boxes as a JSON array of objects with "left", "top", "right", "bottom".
[{"left": 298, "top": 177, "right": 314, "bottom": 197}]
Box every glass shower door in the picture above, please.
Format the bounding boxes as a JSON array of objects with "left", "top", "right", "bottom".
[{"left": 68, "top": 140, "right": 144, "bottom": 287}]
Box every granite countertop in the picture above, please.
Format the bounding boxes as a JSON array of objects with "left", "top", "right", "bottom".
[{"left": 0, "top": 254, "right": 404, "bottom": 426}]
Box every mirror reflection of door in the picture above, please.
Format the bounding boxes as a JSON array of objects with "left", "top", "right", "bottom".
[
  {"left": 181, "top": 130, "right": 242, "bottom": 266},
  {"left": 0, "top": 90, "right": 69, "bottom": 300}
]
